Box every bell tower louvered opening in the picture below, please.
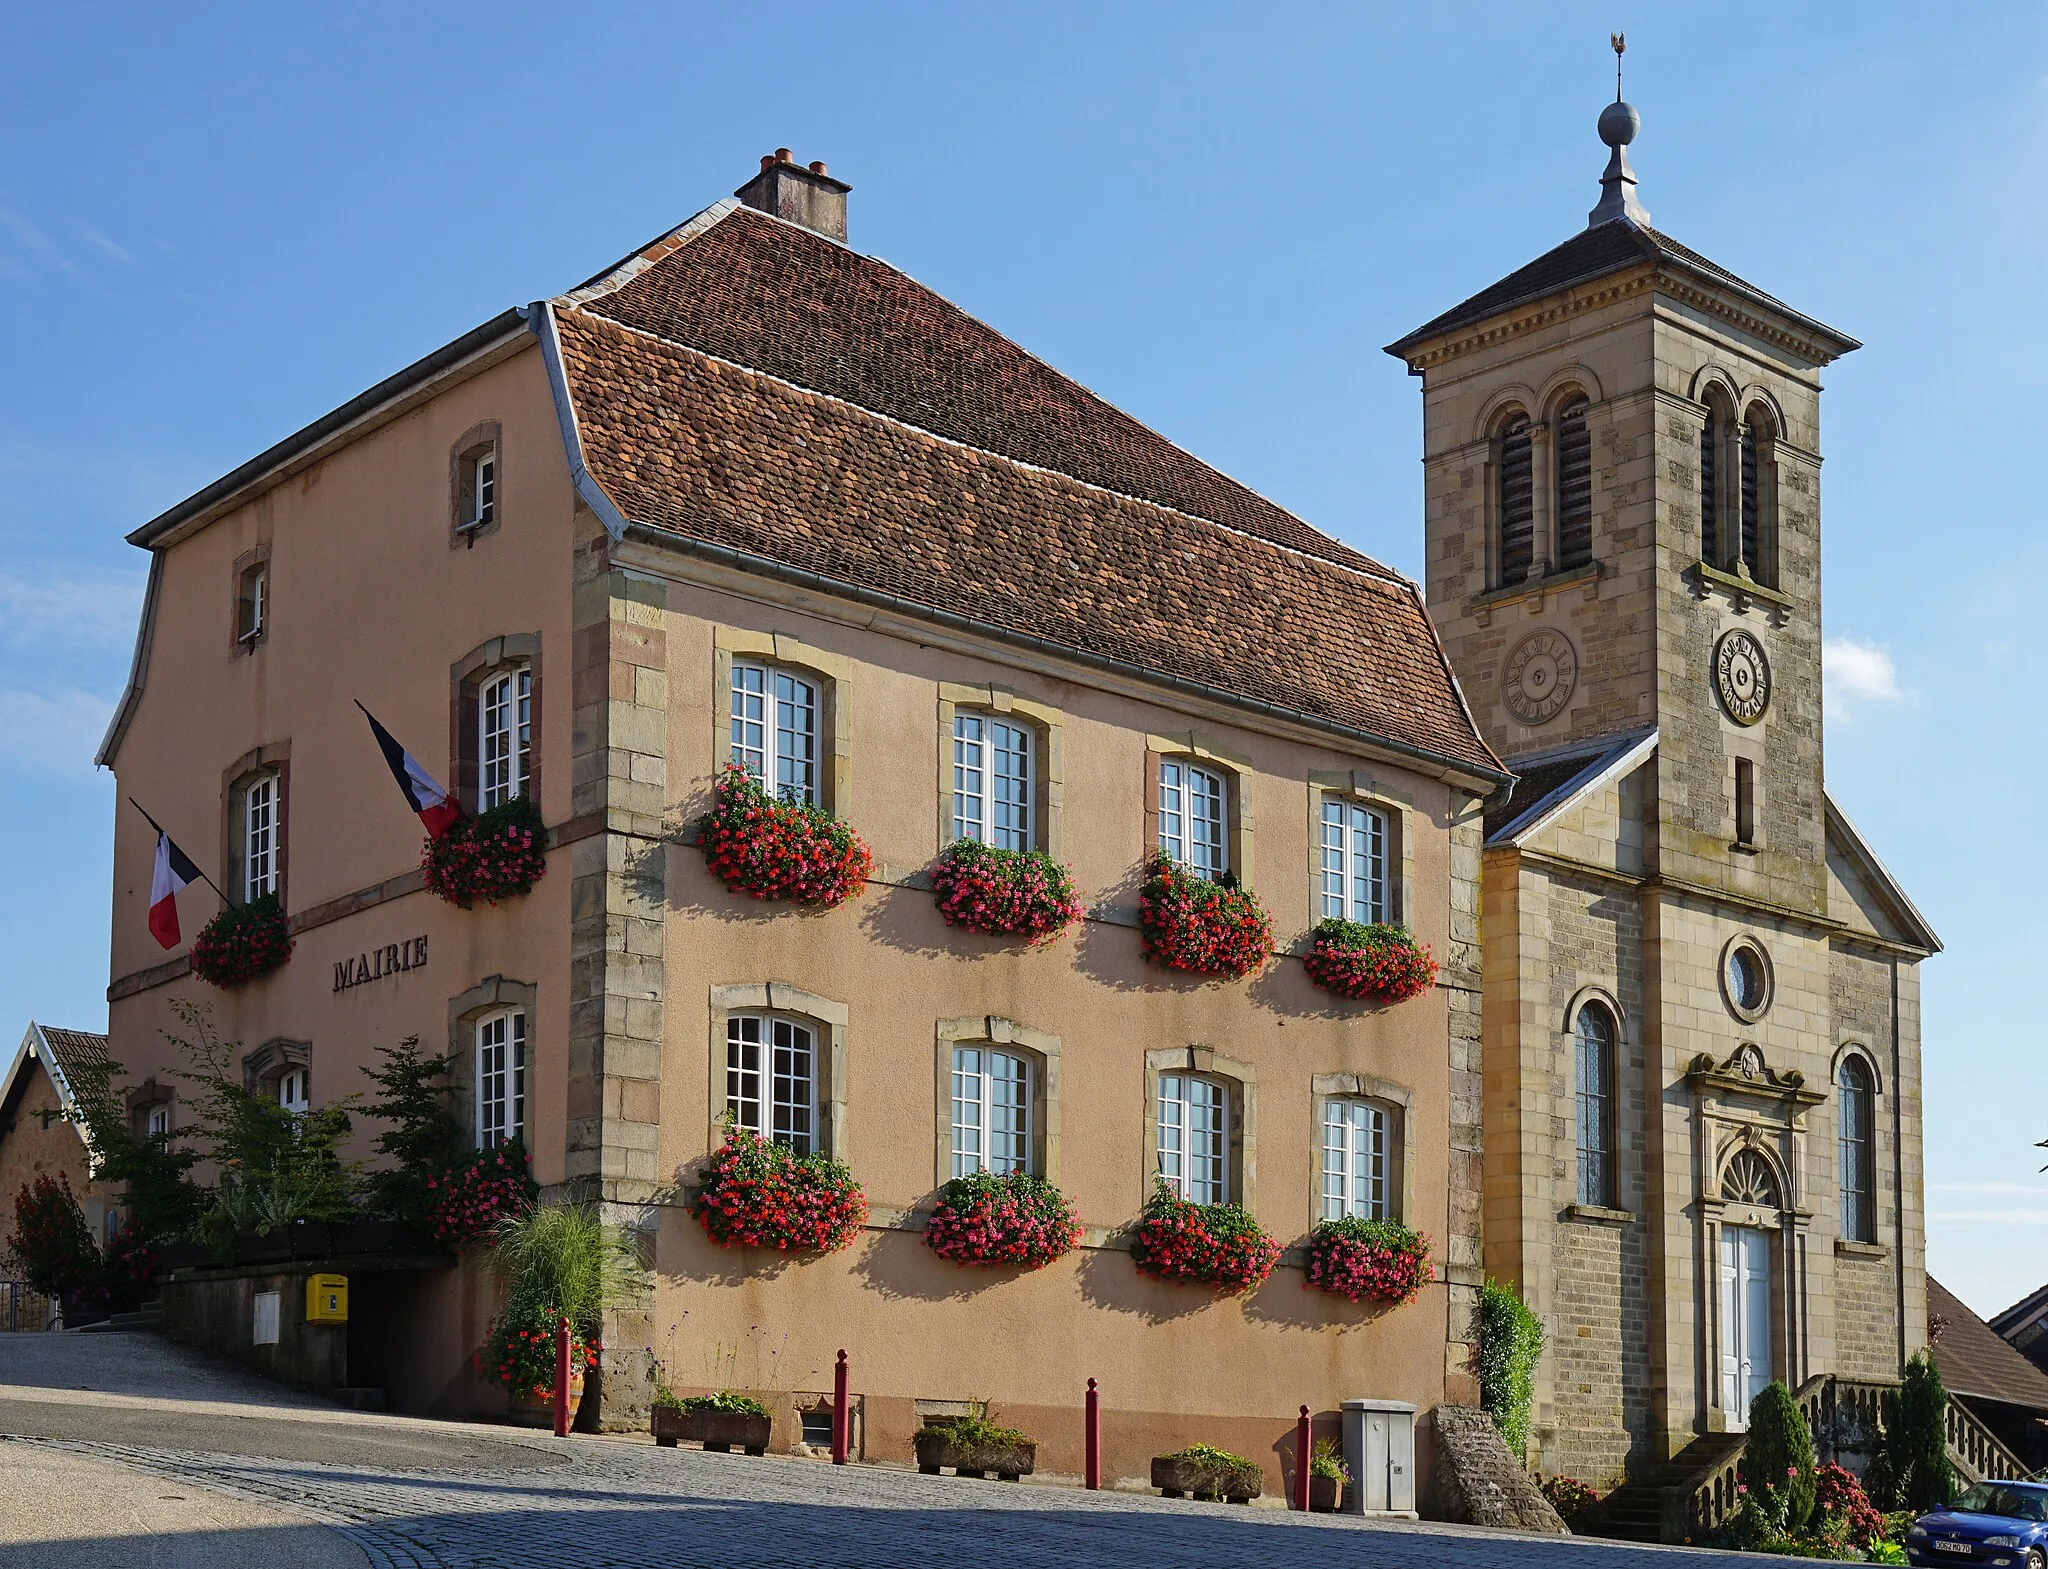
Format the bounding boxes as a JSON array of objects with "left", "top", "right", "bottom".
[
  {"left": 1497, "top": 415, "right": 1535, "bottom": 587},
  {"left": 1699, "top": 406, "right": 1719, "bottom": 565},
  {"left": 1556, "top": 396, "right": 1594, "bottom": 572}
]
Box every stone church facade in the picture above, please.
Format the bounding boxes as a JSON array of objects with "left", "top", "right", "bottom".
[{"left": 1385, "top": 97, "right": 1940, "bottom": 1485}]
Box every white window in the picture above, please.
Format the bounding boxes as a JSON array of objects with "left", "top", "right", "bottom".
[
  {"left": 1158, "top": 760, "right": 1227, "bottom": 879},
  {"left": 237, "top": 565, "right": 267, "bottom": 646},
  {"left": 1319, "top": 799, "right": 1388, "bottom": 923},
  {"left": 731, "top": 662, "right": 819, "bottom": 805},
  {"left": 480, "top": 665, "right": 533, "bottom": 809},
  {"left": 243, "top": 772, "right": 279, "bottom": 902},
  {"left": 1322, "top": 1098, "right": 1390, "bottom": 1220},
  {"left": 951, "top": 714, "right": 1033, "bottom": 850},
  {"left": 278, "top": 1068, "right": 309, "bottom": 1118},
  {"left": 476, "top": 1010, "right": 527, "bottom": 1148},
  {"left": 951, "top": 1047, "right": 1032, "bottom": 1177},
  {"left": 727, "top": 1014, "right": 816, "bottom": 1154},
  {"left": 463, "top": 449, "right": 496, "bottom": 530},
  {"left": 145, "top": 1105, "right": 170, "bottom": 1140},
  {"left": 1157, "top": 1074, "right": 1228, "bottom": 1204}
]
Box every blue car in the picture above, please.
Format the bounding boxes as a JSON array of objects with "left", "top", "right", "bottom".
[{"left": 1907, "top": 1481, "right": 2048, "bottom": 1567}]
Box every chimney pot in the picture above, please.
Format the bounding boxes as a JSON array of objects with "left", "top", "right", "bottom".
[
  {"left": 759, "top": 154, "right": 775, "bottom": 171},
  {"left": 809, "top": 160, "right": 827, "bottom": 175},
  {"left": 735, "top": 153, "right": 851, "bottom": 242},
  {"left": 774, "top": 147, "right": 793, "bottom": 163}
]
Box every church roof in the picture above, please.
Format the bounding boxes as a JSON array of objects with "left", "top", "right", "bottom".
[
  {"left": 1825, "top": 792, "right": 1943, "bottom": 954},
  {"left": 1383, "top": 221, "right": 1860, "bottom": 366},
  {"left": 1929, "top": 1276, "right": 2048, "bottom": 1413},
  {"left": 1484, "top": 730, "right": 1657, "bottom": 846},
  {"left": 545, "top": 200, "right": 1508, "bottom": 783}
]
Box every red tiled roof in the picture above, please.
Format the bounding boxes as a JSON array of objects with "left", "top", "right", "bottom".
[
  {"left": 1929, "top": 1277, "right": 2048, "bottom": 1411},
  {"left": 553, "top": 205, "right": 1501, "bottom": 779}
]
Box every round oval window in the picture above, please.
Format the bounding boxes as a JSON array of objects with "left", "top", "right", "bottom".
[{"left": 1726, "top": 947, "right": 1766, "bottom": 1012}]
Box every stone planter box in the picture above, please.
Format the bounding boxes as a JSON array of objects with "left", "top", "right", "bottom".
[
  {"left": 652, "top": 1405, "right": 770, "bottom": 1454},
  {"left": 913, "top": 1426, "right": 1035, "bottom": 1481},
  {"left": 1152, "top": 1454, "right": 1262, "bottom": 1503},
  {"left": 1310, "top": 1475, "right": 1343, "bottom": 1513}
]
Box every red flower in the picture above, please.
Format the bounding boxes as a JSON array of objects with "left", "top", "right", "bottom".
[{"left": 1137, "top": 856, "right": 1272, "bottom": 979}]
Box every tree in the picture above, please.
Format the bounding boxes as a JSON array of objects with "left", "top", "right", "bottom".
[
  {"left": 1740, "top": 1380, "right": 1818, "bottom": 1535},
  {"left": 1477, "top": 1279, "right": 1545, "bottom": 1462},
  {"left": 1885, "top": 1351, "right": 1955, "bottom": 1514},
  {"left": 358, "top": 1035, "right": 463, "bottom": 1225},
  {"left": 7, "top": 1174, "right": 99, "bottom": 1305}
]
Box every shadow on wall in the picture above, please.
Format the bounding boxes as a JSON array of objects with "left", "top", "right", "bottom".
[{"left": 848, "top": 1220, "right": 1025, "bottom": 1304}]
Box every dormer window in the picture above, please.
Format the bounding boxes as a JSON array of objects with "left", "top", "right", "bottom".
[{"left": 237, "top": 564, "right": 267, "bottom": 647}]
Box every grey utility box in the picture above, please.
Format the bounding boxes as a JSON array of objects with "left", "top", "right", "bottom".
[{"left": 1340, "top": 1398, "right": 1417, "bottom": 1517}]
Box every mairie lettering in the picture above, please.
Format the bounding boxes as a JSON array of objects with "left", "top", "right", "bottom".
[{"left": 333, "top": 935, "right": 429, "bottom": 992}]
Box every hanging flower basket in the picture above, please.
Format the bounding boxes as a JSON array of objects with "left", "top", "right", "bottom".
[
  {"left": 693, "top": 1126, "right": 867, "bottom": 1253},
  {"left": 1301, "top": 918, "right": 1438, "bottom": 1003},
  {"left": 476, "top": 1295, "right": 599, "bottom": 1404},
  {"left": 923, "top": 1171, "right": 1083, "bottom": 1270},
  {"left": 1129, "top": 1180, "right": 1280, "bottom": 1293},
  {"left": 425, "top": 1142, "right": 538, "bottom": 1250},
  {"left": 696, "top": 765, "right": 872, "bottom": 908},
  {"left": 1138, "top": 855, "right": 1272, "bottom": 979},
  {"left": 189, "top": 892, "right": 294, "bottom": 988},
  {"left": 1304, "top": 1215, "right": 1433, "bottom": 1305},
  {"left": 929, "top": 840, "right": 1084, "bottom": 942},
  {"left": 423, "top": 795, "right": 549, "bottom": 909}
]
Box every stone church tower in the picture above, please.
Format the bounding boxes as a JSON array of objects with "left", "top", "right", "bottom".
[{"left": 1386, "top": 83, "right": 1941, "bottom": 1489}]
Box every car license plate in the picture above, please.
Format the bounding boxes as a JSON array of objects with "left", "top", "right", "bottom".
[{"left": 1932, "top": 1542, "right": 1974, "bottom": 1555}]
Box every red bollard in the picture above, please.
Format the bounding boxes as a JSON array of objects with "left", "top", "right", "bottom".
[
  {"left": 831, "top": 1349, "right": 850, "bottom": 1465},
  {"left": 553, "top": 1317, "right": 572, "bottom": 1439},
  {"left": 1293, "top": 1405, "right": 1311, "bottom": 1511},
  {"left": 1084, "top": 1378, "right": 1101, "bottom": 1491}
]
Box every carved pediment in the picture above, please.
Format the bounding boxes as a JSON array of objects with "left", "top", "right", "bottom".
[{"left": 1686, "top": 1044, "right": 1821, "bottom": 1106}]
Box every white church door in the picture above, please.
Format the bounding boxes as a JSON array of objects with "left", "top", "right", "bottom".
[{"left": 1719, "top": 1225, "right": 1773, "bottom": 1427}]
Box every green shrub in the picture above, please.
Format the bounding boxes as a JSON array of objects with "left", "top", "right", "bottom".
[
  {"left": 1740, "top": 1380, "right": 1818, "bottom": 1536},
  {"left": 674, "top": 1390, "right": 771, "bottom": 1417},
  {"left": 1156, "top": 1442, "right": 1263, "bottom": 1497},
  {"left": 1886, "top": 1352, "right": 1955, "bottom": 1514},
  {"left": 486, "top": 1202, "right": 643, "bottom": 1340},
  {"left": 1477, "top": 1278, "right": 1544, "bottom": 1461},
  {"left": 358, "top": 1035, "right": 463, "bottom": 1226},
  {"left": 1309, "top": 1436, "right": 1350, "bottom": 1482}
]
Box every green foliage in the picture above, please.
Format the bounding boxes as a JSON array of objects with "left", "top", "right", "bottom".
[
  {"left": 1477, "top": 1278, "right": 1545, "bottom": 1461},
  {"left": 1865, "top": 1540, "right": 1907, "bottom": 1565},
  {"left": 7, "top": 1174, "right": 99, "bottom": 1301},
  {"left": 485, "top": 1202, "right": 643, "bottom": 1337},
  {"left": 358, "top": 1035, "right": 463, "bottom": 1225},
  {"left": 47, "top": 1041, "right": 203, "bottom": 1241},
  {"left": 1157, "top": 1442, "right": 1263, "bottom": 1496},
  {"left": 1740, "top": 1381, "right": 1819, "bottom": 1536},
  {"left": 1308, "top": 1436, "right": 1351, "bottom": 1482},
  {"left": 925, "top": 1411, "right": 1032, "bottom": 1449},
  {"left": 672, "top": 1390, "right": 772, "bottom": 1417},
  {"left": 1884, "top": 1352, "right": 1955, "bottom": 1514}
]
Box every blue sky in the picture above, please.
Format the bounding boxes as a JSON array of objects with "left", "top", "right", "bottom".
[{"left": 3, "top": 3, "right": 2043, "bottom": 1315}]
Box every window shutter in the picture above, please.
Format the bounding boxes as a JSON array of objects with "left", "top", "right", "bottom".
[
  {"left": 1740, "top": 418, "right": 1760, "bottom": 574},
  {"left": 1555, "top": 398, "right": 1593, "bottom": 571},
  {"left": 1699, "top": 409, "right": 1718, "bottom": 564},
  {"left": 1497, "top": 417, "right": 1535, "bottom": 586}
]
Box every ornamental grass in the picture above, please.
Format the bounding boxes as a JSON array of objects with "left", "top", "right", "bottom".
[
  {"left": 696, "top": 765, "right": 873, "bottom": 908},
  {"left": 922, "top": 1171, "right": 1083, "bottom": 1270},
  {"left": 1304, "top": 1215, "right": 1433, "bottom": 1305},
  {"left": 189, "top": 892, "right": 294, "bottom": 988},
  {"left": 930, "top": 840, "right": 1084, "bottom": 942},
  {"left": 425, "top": 1142, "right": 538, "bottom": 1249},
  {"left": 693, "top": 1126, "right": 867, "bottom": 1253},
  {"left": 422, "top": 795, "right": 549, "bottom": 909},
  {"left": 1129, "top": 1180, "right": 1280, "bottom": 1292},
  {"left": 1301, "top": 918, "right": 1438, "bottom": 1003},
  {"left": 1138, "top": 855, "right": 1273, "bottom": 979}
]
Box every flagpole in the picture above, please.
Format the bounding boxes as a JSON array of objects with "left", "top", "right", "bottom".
[{"left": 128, "top": 797, "right": 235, "bottom": 908}]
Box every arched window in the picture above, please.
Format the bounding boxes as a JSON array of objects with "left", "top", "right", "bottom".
[
  {"left": 1838, "top": 1057, "right": 1876, "bottom": 1243},
  {"left": 731, "top": 661, "right": 819, "bottom": 805},
  {"left": 1722, "top": 1148, "right": 1781, "bottom": 1209},
  {"left": 1555, "top": 396, "right": 1593, "bottom": 572},
  {"left": 1496, "top": 414, "right": 1535, "bottom": 587},
  {"left": 726, "top": 1013, "right": 817, "bottom": 1154},
  {"left": 1574, "top": 1002, "right": 1617, "bottom": 1207},
  {"left": 479, "top": 664, "right": 532, "bottom": 809},
  {"left": 1699, "top": 404, "right": 1720, "bottom": 564},
  {"left": 1158, "top": 758, "right": 1228, "bottom": 880},
  {"left": 1738, "top": 404, "right": 1777, "bottom": 583},
  {"left": 1157, "top": 1073, "right": 1230, "bottom": 1204}
]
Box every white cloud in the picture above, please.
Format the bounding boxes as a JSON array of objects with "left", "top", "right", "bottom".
[
  {"left": 1824, "top": 637, "right": 1905, "bottom": 717},
  {"left": 1930, "top": 1208, "right": 2048, "bottom": 1227},
  {"left": 1929, "top": 1180, "right": 2048, "bottom": 1198},
  {"left": 0, "top": 569, "right": 147, "bottom": 650},
  {"left": 0, "top": 687, "right": 115, "bottom": 778}
]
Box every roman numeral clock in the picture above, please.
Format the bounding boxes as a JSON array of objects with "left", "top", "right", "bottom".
[{"left": 1714, "top": 629, "right": 1772, "bottom": 725}]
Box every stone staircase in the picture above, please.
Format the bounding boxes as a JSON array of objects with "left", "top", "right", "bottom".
[{"left": 1583, "top": 1433, "right": 1743, "bottom": 1543}]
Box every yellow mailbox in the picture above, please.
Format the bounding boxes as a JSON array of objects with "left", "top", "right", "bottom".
[{"left": 306, "top": 1274, "right": 348, "bottom": 1324}]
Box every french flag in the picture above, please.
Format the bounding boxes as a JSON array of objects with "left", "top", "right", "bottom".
[
  {"left": 358, "top": 703, "right": 463, "bottom": 839},
  {"left": 148, "top": 831, "right": 203, "bottom": 950}
]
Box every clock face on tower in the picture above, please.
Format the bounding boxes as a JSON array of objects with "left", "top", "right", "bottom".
[
  {"left": 1714, "top": 630, "right": 1772, "bottom": 725},
  {"left": 1502, "top": 630, "right": 1579, "bottom": 725}
]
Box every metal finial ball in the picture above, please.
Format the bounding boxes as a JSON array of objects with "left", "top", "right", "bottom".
[{"left": 1598, "top": 99, "right": 1640, "bottom": 148}]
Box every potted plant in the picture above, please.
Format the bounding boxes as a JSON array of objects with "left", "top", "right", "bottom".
[
  {"left": 422, "top": 795, "right": 549, "bottom": 908},
  {"left": 922, "top": 1171, "right": 1082, "bottom": 1270},
  {"left": 1308, "top": 1436, "right": 1349, "bottom": 1512},
  {"left": 479, "top": 1203, "right": 642, "bottom": 1425},
  {"left": 692, "top": 1125, "right": 867, "bottom": 1253},
  {"left": 478, "top": 1295, "right": 594, "bottom": 1426},
  {"left": 1304, "top": 1215, "right": 1433, "bottom": 1306},
  {"left": 694, "top": 764, "right": 873, "bottom": 908},
  {"left": 1152, "top": 1443, "right": 1263, "bottom": 1503},
  {"left": 1138, "top": 855, "right": 1272, "bottom": 979},
  {"left": 913, "top": 1412, "right": 1036, "bottom": 1481},
  {"left": 929, "top": 840, "right": 1084, "bottom": 942},
  {"left": 1129, "top": 1180, "right": 1280, "bottom": 1293},
  {"left": 188, "top": 892, "right": 293, "bottom": 988},
  {"left": 651, "top": 1385, "right": 773, "bottom": 1453},
  {"left": 1301, "top": 917, "right": 1437, "bottom": 1003}
]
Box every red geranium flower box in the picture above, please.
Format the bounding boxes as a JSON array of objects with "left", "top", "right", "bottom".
[
  {"left": 1304, "top": 1216, "right": 1433, "bottom": 1305},
  {"left": 693, "top": 1126, "right": 867, "bottom": 1253},
  {"left": 1138, "top": 855, "right": 1272, "bottom": 979},
  {"left": 696, "top": 765, "right": 872, "bottom": 909},
  {"left": 1301, "top": 919, "right": 1438, "bottom": 1004},
  {"left": 930, "top": 840, "right": 1084, "bottom": 942},
  {"left": 1129, "top": 1180, "right": 1279, "bottom": 1293},
  {"left": 189, "top": 892, "right": 294, "bottom": 989},
  {"left": 923, "top": 1171, "right": 1082, "bottom": 1269}
]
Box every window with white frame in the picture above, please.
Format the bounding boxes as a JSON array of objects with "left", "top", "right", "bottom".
[
  {"left": 475, "top": 1010, "right": 527, "bottom": 1148},
  {"left": 277, "top": 1067, "right": 309, "bottom": 1118},
  {"left": 726, "top": 1014, "right": 816, "bottom": 1155},
  {"left": 951, "top": 1047, "right": 1032, "bottom": 1177},
  {"left": 237, "top": 563, "right": 267, "bottom": 646},
  {"left": 1157, "top": 1073, "right": 1228, "bottom": 1204},
  {"left": 243, "top": 771, "right": 280, "bottom": 902},
  {"left": 145, "top": 1104, "right": 170, "bottom": 1141},
  {"left": 480, "top": 665, "right": 532, "bottom": 808},
  {"left": 1321, "top": 1098, "right": 1390, "bottom": 1220},
  {"left": 731, "top": 662, "right": 819, "bottom": 805},
  {"left": 1319, "top": 798, "right": 1388, "bottom": 923},
  {"left": 1158, "top": 760, "right": 1227, "bottom": 879},
  {"left": 462, "top": 448, "right": 496, "bottom": 531},
  {"left": 952, "top": 713, "right": 1033, "bottom": 850}
]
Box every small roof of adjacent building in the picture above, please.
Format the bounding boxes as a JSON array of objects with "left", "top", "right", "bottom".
[
  {"left": 1930, "top": 1276, "right": 2048, "bottom": 1413},
  {"left": 0, "top": 1023, "right": 112, "bottom": 1167}
]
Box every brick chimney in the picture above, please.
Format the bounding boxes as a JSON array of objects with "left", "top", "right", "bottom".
[{"left": 735, "top": 150, "right": 851, "bottom": 243}]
